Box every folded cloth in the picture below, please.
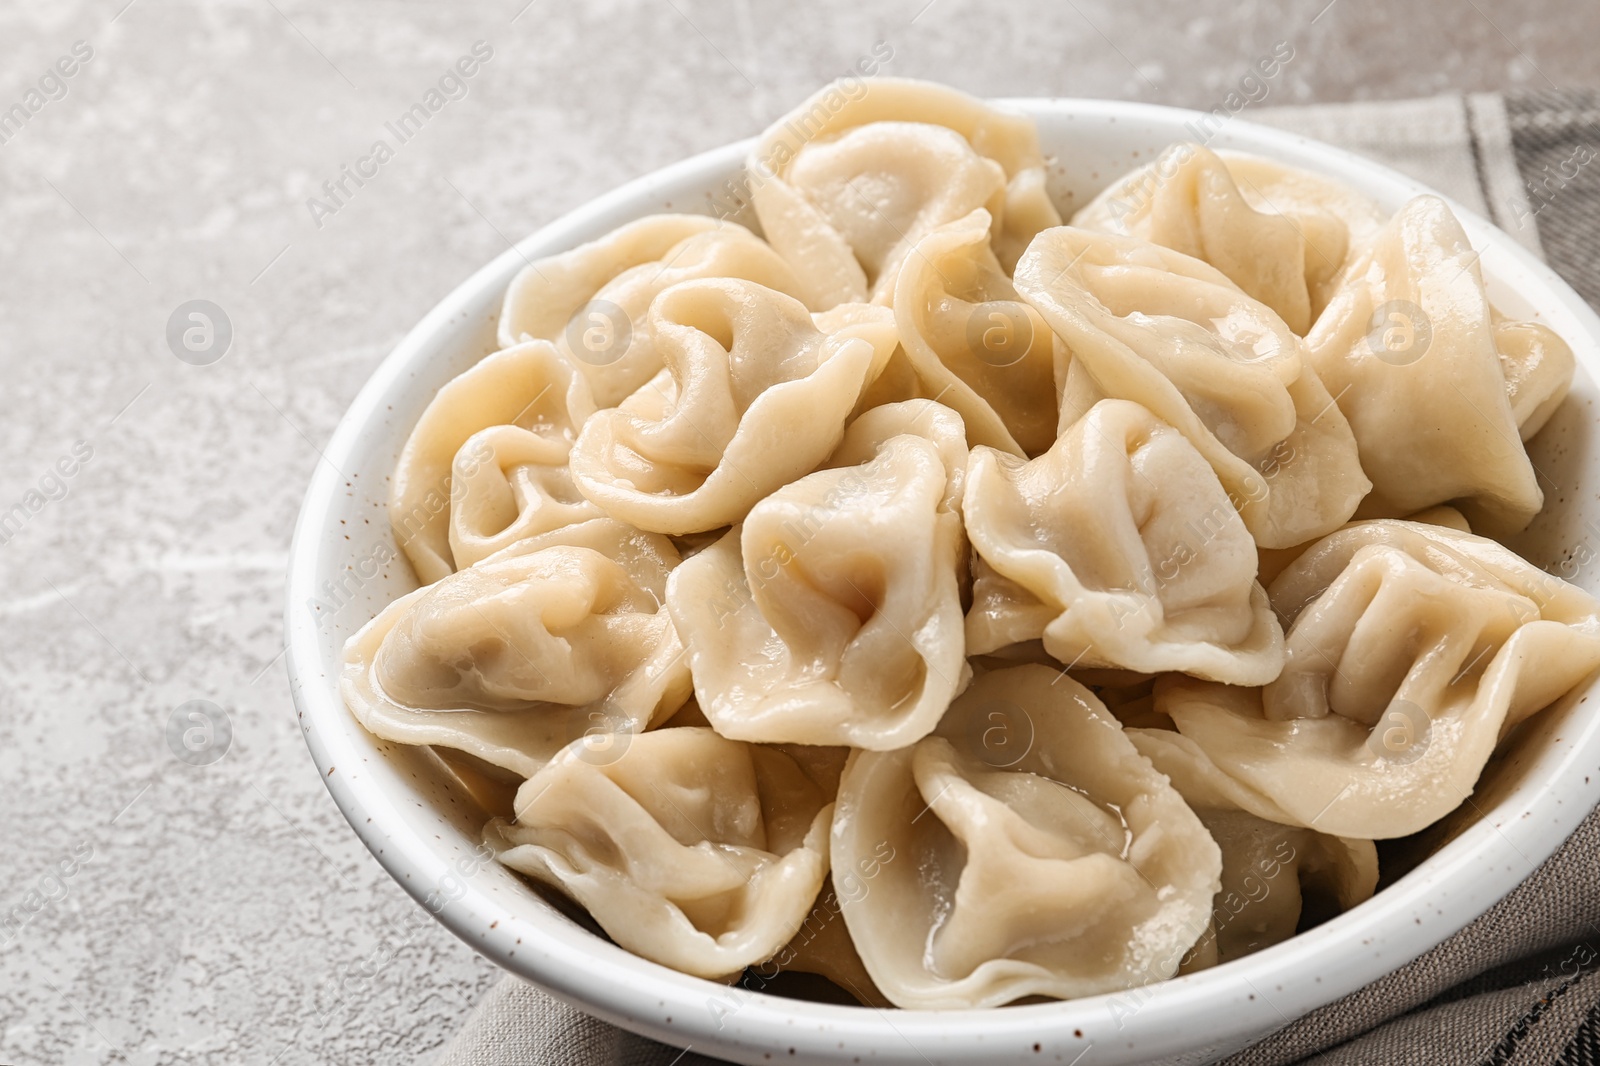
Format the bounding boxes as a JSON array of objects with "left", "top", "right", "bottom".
[{"left": 436, "top": 89, "right": 1600, "bottom": 1066}]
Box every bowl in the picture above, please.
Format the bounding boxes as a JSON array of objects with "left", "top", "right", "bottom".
[{"left": 285, "top": 97, "right": 1600, "bottom": 1065}]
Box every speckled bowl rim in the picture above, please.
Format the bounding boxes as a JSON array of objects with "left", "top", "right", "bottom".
[{"left": 286, "top": 97, "right": 1600, "bottom": 1065}]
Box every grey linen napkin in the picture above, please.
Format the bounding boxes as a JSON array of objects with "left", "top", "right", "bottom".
[{"left": 436, "top": 90, "right": 1600, "bottom": 1066}]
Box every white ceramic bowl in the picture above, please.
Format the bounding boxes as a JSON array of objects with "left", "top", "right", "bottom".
[{"left": 286, "top": 98, "right": 1600, "bottom": 1065}]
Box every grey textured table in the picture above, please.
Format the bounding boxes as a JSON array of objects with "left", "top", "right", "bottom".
[{"left": 2, "top": 2, "right": 1598, "bottom": 1064}]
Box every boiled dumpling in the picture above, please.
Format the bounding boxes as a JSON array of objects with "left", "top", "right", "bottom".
[
  {"left": 1156, "top": 519, "right": 1600, "bottom": 838},
  {"left": 741, "top": 742, "right": 888, "bottom": 1005},
  {"left": 1255, "top": 504, "right": 1472, "bottom": 587},
  {"left": 1078, "top": 145, "right": 1388, "bottom": 250},
  {"left": 818, "top": 300, "right": 931, "bottom": 419},
  {"left": 1305, "top": 195, "right": 1557, "bottom": 535},
  {"left": 965, "top": 399, "right": 1284, "bottom": 684},
  {"left": 498, "top": 214, "right": 807, "bottom": 407},
  {"left": 1128, "top": 727, "right": 1379, "bottom": 964},
  {"left": 1074, "top": 144, "right": 1384, "bottom": 333},
  {"left": 341, "top": 518, "right": 691, "bottom": 778},
  {"left": 1015, "top": 227, "right": 1371, "bottom": 548},
  {"left": 1195, "top": 150, "right": 1387, "bottom": 244},
  {"left": 893, "top": 209, "right": 1058, "bottom": 455},
  {"left": 665, "top": 401, "right": 970, "bottom": 749},
  {"left": 568, "top": 278, "right": 898, "bottom": 535},
  {"left": 756, "top": 878, "right": 891, "bottom": 1006},
  {"left": 447, "top": 424, "right": 602, "bottom": 570},
  {"left": 391, "top": 341, "right": 596, "bottom": 584},
  {"left": 749, "top": 77, "right": 1062, "bottom": 308},
  {"left": 486, "top": 727, "right": 832, "bottom": 978},
  {"left": 1493, "top": 309, "right": 1575, "bottom": 440},
  {"left": 832, "top": 664, "right": 1220, "bottom": 1008}
]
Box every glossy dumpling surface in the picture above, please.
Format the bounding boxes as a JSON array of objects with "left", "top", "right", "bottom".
[
  {"left": 390, "top": 341, "right": 596, "bottom": 584},
  {"left": 1074, "top": 144, "right": 1383, "bottom": 334},
  {"left": 1305, "top": 196, "right": 1552, "bottom": 535},
  {"left": 341, "top": 519, "right": 690, "bottom": 778},
  {"left": 965, "top": 398, "right": 1283, "bottom": 684},
  {"left": 1015, "top": 226, "right": 1370, "bottom": 549},
  {"left": 1157, "top": 519, "right": 1600, "bottom": 838},
  {"left": 666, "top": 401, "right": 970, "bottom": 749},
  {"left": 749, "top": 77, "right": 1061, "bottom": 308},
  {"left": 893, "top": 209, "right": 1058, "bottom": 455},
  {"left": 498, "top": 214, "right": 808, "bottom": 407},
  {"left": 487, "top": 727, "right": 831, "bottom": 978},
  {"left": 1128, "top": 727, "right": 1378, "bottom": 964},
  {"left": 568, "top": 278, "right": 897, "bottom": 535},
  {"left": 447, "top": 424, "right": 602, "bottom": 570},
  {"left": 1493, "top": 311, "right": 1575, "bottom": 440},
  {"left": 833, "top": 665, "right": 1220, "bottom": 1008}
]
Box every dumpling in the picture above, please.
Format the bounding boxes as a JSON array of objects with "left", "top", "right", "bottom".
[
  {"left": 1128, "top": 727, "right": 1379, "bottom": 965},
  {"left": 1073, "top": 668, "right": 1163, "bottom": 728},
  {"left": 1015, "top": 226, "right": 1371, "bottom": 548},
  {"left": 832, "top": 664, "right": 1220, "bottom": 1008},
  {"left": 447, "top": 424, "right": 602, "bottom": 570},
  {"left": 1078, "top": 146, "right": 1388, "bottom": 248},
  {"left": 498, "top": 214, "right": 714, "bottom": 345},
  {"left": 391, "top": 341, "right": 596, "bottom": 584},
  {"left": 1493, "top": 309, "right": 1575, "bottom": 440},
  {"left": 964, "top": 398, "right": 1284, "bottom": 685},
  {"left": 665, "top": 401, "right": 970, "bottom": 749},
  {"left": 740, "top": 745, "right": 888, "bottom": 1005},
  {"left": 1074, "top": 143, "right": 1384, "bottom": 334},
  {"left": 1304, "top": 195, "right": 1556, "bottom": 535},
  {"left": 1155, "top": 519, "right": 1600, "bottom": 839},
  {"left": 748, "top": 77, "right": 1062, "bottom": 308},
  {"left": 497, "top": 214, "right": 807, "bottom": 406},
  {"left": 1254, "top": 504, "right": 1472, "bottom": 587},
  {"left": 817, "top": 301, "right": 931, "bottom": 420},
  {"left": 568, "top": 278, "right": 898, "bottom": 535},
  {"left": 755, "top": 878, "right": 891, "bottom": 1007},
  {"left": 1195, "top": 150, "right": 1387, "bottom": 243},
  {"left": 341, "top": 519, "right": 691, "bottom": 778},
  {"left": 894, "top": 209, "right": 1058, "bottom": 455},
  {"left": 485, "top": 727, "right": 831, "bottom": 979}
]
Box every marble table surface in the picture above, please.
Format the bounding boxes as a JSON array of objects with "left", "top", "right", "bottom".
[{"left": 2, "top": 1, "right": 1597, "bottom": 1063}]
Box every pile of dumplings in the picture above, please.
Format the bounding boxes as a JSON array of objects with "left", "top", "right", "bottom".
[{"left": 342, "top": 77, "right": 1600, "bottom": 1010}]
